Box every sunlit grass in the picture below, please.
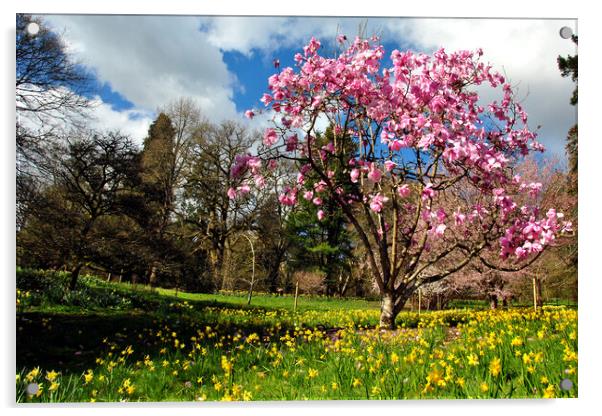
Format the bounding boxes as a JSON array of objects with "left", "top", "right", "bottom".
[{"left": 17, "top": 302, "right": 577, "bottom": 402}]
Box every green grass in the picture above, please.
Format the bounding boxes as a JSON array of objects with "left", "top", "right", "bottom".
[
  {"left": 16, "top": 269, "right": 578, "bottom": 402},
  {"left": 154, "top": 287, "right": 381, "bottom": 312}
]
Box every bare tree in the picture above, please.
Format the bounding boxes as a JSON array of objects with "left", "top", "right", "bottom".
[
  {"left": 180, "top": 121, "right": 265, "bottom": 289},
  {"left": 49, "top": 130, "right": 138, "bottom": 289},
  {"left": 16, "top": 14, "right": 92, "bottom": 152}
]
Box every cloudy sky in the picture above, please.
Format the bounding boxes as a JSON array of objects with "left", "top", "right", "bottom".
[{"left": 41, "top": 15, "right": 577, "bottom": 158}]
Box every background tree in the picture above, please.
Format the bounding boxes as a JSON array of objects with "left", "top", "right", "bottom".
[
  {"left": 140, "top": 113, "right": 178, "bottom": 286},
  {"left": 16, "top": 14, "right": 93, "bottom": 234},
  {"left": 50, "top": 130, "right": 138, "bottom": 289},
  {"left": 557, "top": 34, "right": 578, "bottom": 275},
  {"left": 181, "top": 121, "right": 263, "bottom": 290}
]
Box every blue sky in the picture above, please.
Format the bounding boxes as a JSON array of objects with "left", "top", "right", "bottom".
[{"left": 37, "top": 15, "right": 577, "bottom": 158}]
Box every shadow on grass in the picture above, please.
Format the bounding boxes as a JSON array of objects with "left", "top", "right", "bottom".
[{"left": 16, "top": 305, "right": 297, "bottom": 374}]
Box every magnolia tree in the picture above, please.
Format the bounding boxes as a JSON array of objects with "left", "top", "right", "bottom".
[{"left": 229, "top": 36, "right": 572, "bottom": 328}]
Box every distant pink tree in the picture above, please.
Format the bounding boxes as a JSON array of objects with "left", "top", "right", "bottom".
[{"left": 230, "top": 36, "right": 572, "bottom": 328}]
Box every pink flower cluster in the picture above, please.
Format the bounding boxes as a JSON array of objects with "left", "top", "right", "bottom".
[
  {"left": 500, "top": 208, "right": 571, "bottom": 259},
  {"left": 231, "top": 36, "right": 568, "bottom": 261}
]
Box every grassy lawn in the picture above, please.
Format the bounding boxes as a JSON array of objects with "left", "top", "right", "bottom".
[{"left": 16, "top": 270, "right": 578, "bottom": 402}]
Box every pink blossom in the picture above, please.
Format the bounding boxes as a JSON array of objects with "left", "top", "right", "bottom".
[
  {"left": 436, "top": 208, "right": 447, "bottom": 223},
  {"left": 434, "top": 223, "right": 447, "bottom": 237},
  {"left": 317, "top": 210, "right": 325, "bottom": 221},
  {"left": 254, "top": 175, "right": 266, "bottom": 188},
  {"left": 397, "top": 184, "right": 410, "bottom": 198},
  {"left": 260, "top": 93, "right": 273, "bottom": 106},
  {"left": 314, "top": 180, "right": 327, "bottom": 193},
  {"left": 454, "top": 211, "right": 466, "bottom": 225},
  {"left": 227, "top": 187, "right": 237, "bottom": 200},
  {"left": 244, "top": 110, "right": 255, "bottom": 119},
  {"left": 369, "top": 194, "right": 389, "bottom": 213},
  {"left": 422, "top": 184, "right": 436, "bottom": 200},
  {"left": 286, "top": 134, "right": 298, "bottom": 151},
  {"left": 312, "top": 197, "right": 323, "bottom": 206},
  {"left": 231, "top": 38, "right": 568, "bottom": 268},
  {"left": 267, "top": 159, "right": 278, "bottom": 170},
  {"left": 367, "top": 164, "right": 382, "bottom": 183},
  {"left": 278, "top": 187, "right": 297, "bottom": 206},
  {"left": 263, "top": 129, "right": 278, "bottom": 146}
]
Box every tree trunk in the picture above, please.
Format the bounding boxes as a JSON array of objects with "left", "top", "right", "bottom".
[
  {"left": 148, "top": 265, "right": 158, "bottom": 287},
  {"left": 69, "top": 264, "right": 82, "bottom": 290},
  {"left": 489, "top": 295, "right": 499, "bottom": 310},
  {"left": 379, "top": 292, "right": 397, "bottom": 329}
]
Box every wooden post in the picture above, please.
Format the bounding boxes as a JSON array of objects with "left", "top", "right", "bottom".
[
  {"left": 293, "top": 278, "right": 299, "bottom": 313},
  {"left": 532, "top": 276, "right": 538, "bottom": 312},
  {"left": 243, "top": 233, "right": 256, "bottom": 306}
]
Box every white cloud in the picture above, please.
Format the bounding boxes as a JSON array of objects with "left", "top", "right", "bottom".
[
  {"left": 43, "top": 15, "right": 239, "bottom": 123},
  {"left": 87, "top": 98, "right": 153, "bottom": 143},
  {"left": 199, "top": 16, "right": 376, "bottom": 57}
]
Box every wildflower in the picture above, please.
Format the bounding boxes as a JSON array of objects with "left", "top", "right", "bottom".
[
  {"left": 467, "top": 353, "right": 479, "bottom": 366},
  {"left": 48, "top": 381, "right": 60, "bottom": 392},
  {"left": 480, "top": 382, "right": 489, "bottom": 393},
  {"left": 45, "top": 370, "right": 59, "bottom": 382},
  {"left": 221, "top": 356, "right": 233, "bottom": 374},
  {"left": 83, "top": 370, "right": 94, "bottom": 384},
  {"left": 511, "top": 336, "right": 523, "bottom": 347},
  {"left": 307, "top": 368, "right": 319, "bottom": 379},
  {"left": 426, "top": 367, "right": 445, "bottom": 387},
  {"left": 25, "top": 367, "right": 40, "bottom": 382},
  {"left": 543, "top": 384, "right": 556, "bottom": 398},
  {"left": 352, "top": 378, "right": 362, "bottom": 388},
  {"left": 489, "top": 357, "right": 501, "bottom": 377}
]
